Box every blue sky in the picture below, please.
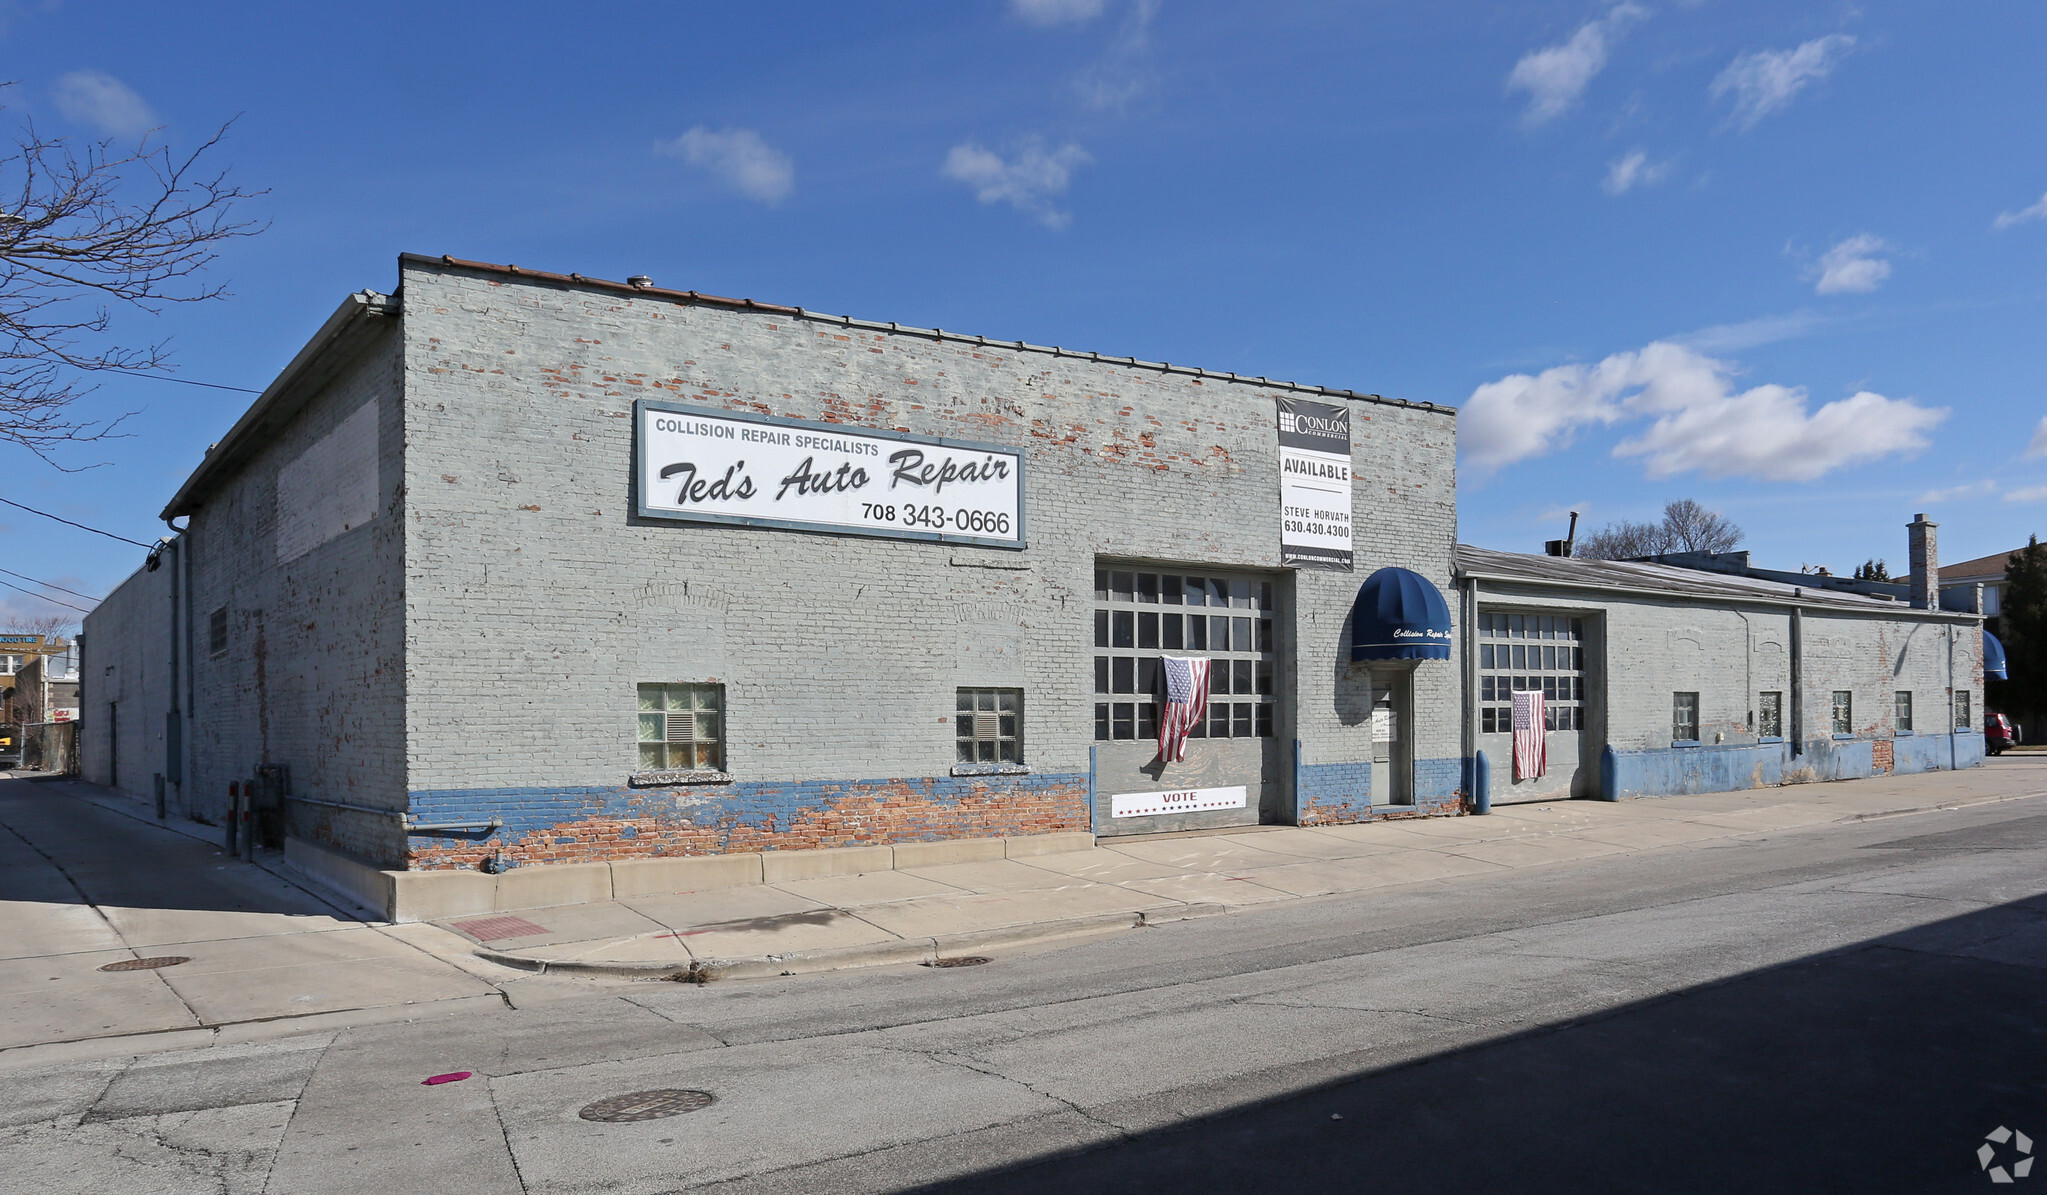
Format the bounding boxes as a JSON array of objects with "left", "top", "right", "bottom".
[{"left": 3, "top": 0, "right": 2044, "bottom": 625}]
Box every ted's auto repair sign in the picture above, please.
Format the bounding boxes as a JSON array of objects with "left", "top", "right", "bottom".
[{"left": 635, "top": 400, "right": 1025, "bottom": 550}]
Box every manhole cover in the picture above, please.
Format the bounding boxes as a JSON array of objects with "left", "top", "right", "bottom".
[
  {"left": 925, "top": 956, "right": 990, "bottom": 968},
  {"left": 99, "top": 956, "right": 190, "bottom": 972},
  {"left": 578, "top": 1089, "right": 715, "bottom": 1122}
]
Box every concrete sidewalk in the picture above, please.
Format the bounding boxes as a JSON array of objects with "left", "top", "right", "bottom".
[{"left": 446, "top": 756, "right": 2047, "bottom": 980}]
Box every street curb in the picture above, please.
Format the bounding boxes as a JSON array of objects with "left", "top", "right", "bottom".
[
  {"left": 472, "top": 901, "right": 1228, "bottom": 981},
  {"left": 1845, "top": 790, "right": 2047, "bottom": 822}
]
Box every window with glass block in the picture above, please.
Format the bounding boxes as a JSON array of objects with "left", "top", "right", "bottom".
[
  {"left": 1477, "top": 610, "right": 1585, "bottom": 733},
  {"left": 636, "top": 683, "right": 723, "bottom": 770},
  {"left": 1092, "top": 566, "right": 1277, "bottom": 742},
  {"left": 956, "top": 688, "right": 1023, "bottom": 763}
]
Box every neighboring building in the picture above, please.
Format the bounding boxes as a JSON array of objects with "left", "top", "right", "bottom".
[
  {"left": 82, "top": 254, "right": 1466, "bottom": 915},
  {"left": 1939, "top": 546, "right": 2023, "bottom": 633},
  {"left": 1459, "top": 525, "right": 1986, "bottom": 802},
  {"left": 15, "top": 641, "right": 81, "bottom": 771}
]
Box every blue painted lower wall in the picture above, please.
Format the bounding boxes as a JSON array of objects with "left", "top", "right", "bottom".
[
  {"left": 1297, "top": 756, "right": 1466, "bottom": 823},
  {"left": 1605, "top": 732, "right": 1986, "bottom": 799},
  {"left": 401, "top": 771, "right": 1090, "bottom": 869}
]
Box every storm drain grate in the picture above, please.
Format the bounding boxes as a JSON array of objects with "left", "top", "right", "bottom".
[
  {"left": 450, "top": 915, "right": 551, "bottom": 942},
  {"left": 100, "top": 956, "right": 190, "bottom": 972},
  {"left": 924, "top": 956, "right": 990, "bottom": 968},
  {"left": 579, "top": 1089, "right": 715, "bottom": 1122}
]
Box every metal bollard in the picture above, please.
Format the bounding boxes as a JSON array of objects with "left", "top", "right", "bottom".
[
  {"left": 225, "top": 782, "right": 240, "bottom": 855},
  {"left": 1472, "top": 750, "right": 1491, "bottom": 815}
]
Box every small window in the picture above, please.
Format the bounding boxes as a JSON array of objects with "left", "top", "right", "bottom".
[
  {"left": 637, "top": 683, "right": 724, "bottom": 771},
  {"left": 957, "top": 688, "right": 1023, "bottom": 764},
  {"left": 1673, "top": 692, "right": 1700, "bottom": 742},
  {"left": 208, "top": 607, "right": 228, "bottom": 657},
  {"left": 1831, "top": 691, "right": 1854, "bottom": 735},
  {"left": 1956, "top": 691, "right": 1973, "bottom": 730},
  {"left": 1758, "top": 691, "right": 1783, "bottom": 739},
  {"left": 1895, "top": 691, "right": 1913, "bottom": 732}
]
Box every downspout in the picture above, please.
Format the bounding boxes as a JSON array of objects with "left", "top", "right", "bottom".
[
  {"left": 1734, "top": 609, "right": 1754, "bottom": 735},
  {"left": 1947, "top": 622, "right": 1956, "bottom": 771},
  {"left": 1789, "top": 597, "right": 1804, "bottom": 759},
  {"left": 1462, "top": 576, "right": 1484, "bottom": 811},
  {"left": 165, "top": 515, "right": 192, "bottom": 812}
]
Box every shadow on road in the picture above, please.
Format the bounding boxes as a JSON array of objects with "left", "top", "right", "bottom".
[
  {"left": 0, "top": 777, "right": 356, "bottom": 919},
  {"left": 925, "top": 890, "right": 2047, "bottom": 1193}
]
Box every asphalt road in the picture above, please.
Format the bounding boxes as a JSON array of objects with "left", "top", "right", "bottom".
[{"left": 4, "top": 766, "right": 2046, "bottom": 1193}]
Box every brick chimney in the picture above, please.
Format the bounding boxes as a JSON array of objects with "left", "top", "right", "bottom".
[{"left": 1908, "top": 513, "right": 1938, "bottom": 609}]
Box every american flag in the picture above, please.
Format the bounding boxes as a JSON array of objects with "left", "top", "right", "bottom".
[
  {"left": 1158, "top": 656, "right": 1211, "bottom": 763},
  {"left": 1512, "top": 689, "right": 1547, "bottom": 780}
]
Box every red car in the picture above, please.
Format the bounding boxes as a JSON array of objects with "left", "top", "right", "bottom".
[{"left": 1987, "top": 712, "right": 2018, "bottom": 755}]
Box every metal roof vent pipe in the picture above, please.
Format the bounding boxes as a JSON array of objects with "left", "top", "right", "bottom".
[
  {"left": 1908, "top": 512, "right": 1938, "bottom": 610},
  {"left": 627, "top": 275, "right": 653, "bottom": 288}
]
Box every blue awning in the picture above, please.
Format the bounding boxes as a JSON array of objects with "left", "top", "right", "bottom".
[
  {"left": 1350, "top": 567, "right": 1452, "bottom": 661},
  {"left": 1985, "top": 629, "right": 2009, "bottom": 681}
]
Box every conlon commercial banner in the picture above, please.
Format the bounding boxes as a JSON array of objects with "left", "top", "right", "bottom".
[
  {"left": 1276, "top": 397, "right": 1353, "bottom": 571},
  {"left": 635, "top": 400, "right": 1026, "bottom": 549}
]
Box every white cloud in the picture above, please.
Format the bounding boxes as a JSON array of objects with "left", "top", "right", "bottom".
[
  {"left": 1671, "top": 310, "right": 1831, "bottom": 353},
  {"left": 2026, "top": 415, "right": 2047, "bottom": 458},
  {"left": 1072, "top": 0, "right": 1158, "bottom": 112},
  {"left": 1915, "top": 480, "right": 1997, "bottom": 504},
  {"left": 1461, "top": 340, "right": 1946, "bottom": 482},
  {"left": 51, "top": 70, "right": 156, "bottom": 138},
  {"left": 2005, "top": 485, "right": 2047, "bottom": 505},
  {"left": 1506, "top": 5, "right": 1646, "bottom": 128},
  {"left": 1806, "top": 233, "right": 1894, "bottom": 295},
  {"left": 1709, "top": 34, "right": 1855, "bottom": 130},
  {"left": 1603, "top": 149, "right": 1672, "bottom": 195},
  {"left": 656, "top": 127, "right": 794, "bottom": 204},
  {"left": 1994, "top": 190, "right": 2047, "bottom": 232},
  {"left": 1012, "top": 0, "right": 1104, "bottom": 25},
  {"left": 943, "top": 138, "right": 1090, "bottom": 229}
]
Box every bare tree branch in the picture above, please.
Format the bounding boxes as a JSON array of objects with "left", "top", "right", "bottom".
[
  {"left": 1577, "top": 500, "right": 1744, "bottom": 560},
  {"left": 0, "top": 96, "right": 264, "bottom": 466}
]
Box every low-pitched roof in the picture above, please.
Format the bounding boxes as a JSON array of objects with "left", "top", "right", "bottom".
[
  {"left": 1455, "top": 544, "right": 1978, "bottom": 621},
  {"left": 1941, "top": 547, "right": 2027, "bottom": 584}
]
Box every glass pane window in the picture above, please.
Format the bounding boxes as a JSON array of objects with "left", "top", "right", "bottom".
[
  {"left": 957, "top": 688, "right": 1024, "bottom": 763},
  {"left": 1673, "top": 692, "right": 1700, "bottom": 743},
  {"left": 1956, "top": 691, "right": 1972, "bottom": 730},
  {"left": 1894, "top": 691, "right": 1913, "bottom": 732},
  {"left": 1758, "top": 691, "right": 1783, "bottom": 739},
  {"left": 1095, "top": 563, "right": 1278, "bottom": 741},
  {"left": 635, "top": 682, "right": 725, "bottom": 771},
  {"left": 1832, "top": 691, "right": 1854, "bottom": 735},
  {"left": 1478, "top": 607, "right": 1587, "bottom": 737}
]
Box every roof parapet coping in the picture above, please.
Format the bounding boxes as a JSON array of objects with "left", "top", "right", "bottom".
[
  {"left": 404, "top": 252, "right": 1451, "bottom": 416},
  {"left": 160, "top": 288, "right": 398, "bottom": 522}
]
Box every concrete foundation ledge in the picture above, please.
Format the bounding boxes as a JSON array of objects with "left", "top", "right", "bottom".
[
  {"left": 1002, "top": 831, "right": 1096, "bottom": 857},
  {"left": 282, "top": 838, "right": 393, "bottom": 917},
  {"left": 390, "top": 868, "right": 497, "bottom": 922},
  {"left": 892, "top": 838, "right": 1006, "bottom": 868},
  {"left": 492, "top": 860, "right": 612, "bottom": 912},
  {"left": 610, "top": 853, "right": 764, "bottom": 898},
  {"left": 759, "top": 843, "right": 895, "bottom": 883},
  {"left": 372, "top": 829, "right": 1098, "bottom": 920}
]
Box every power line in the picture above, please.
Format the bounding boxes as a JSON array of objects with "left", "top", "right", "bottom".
[
  {"left": 0, "top": 568, "right": 100, "bottom": 603},
  {"left": 0, "top": 576, "right": 92, "bottom": 616},
  {"left": 103, "top": 370, "right": 261, "bottom": 395},
  {"left": 0, "top": 497, "right": 155, "bottom": 548}
]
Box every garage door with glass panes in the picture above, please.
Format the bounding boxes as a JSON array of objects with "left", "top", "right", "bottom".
[
  {"left": 1476, "top": 610, "right": 1594, "bottom": 799},
  {"left": 1092, "top": 566, "right": 1284, "bottom": 834}
]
